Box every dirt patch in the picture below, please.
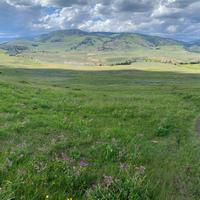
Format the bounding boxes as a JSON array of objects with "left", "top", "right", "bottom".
[
  {"left": 196, "top": 118, "right": 200, "bottom": 137},
  {"left": 87, "top": 53, "right": 96, "bottom": 55}
]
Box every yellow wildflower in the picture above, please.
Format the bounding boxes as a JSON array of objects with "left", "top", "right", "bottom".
[{"left": 46, "top": 195, "right": 49, "bottom": 198}]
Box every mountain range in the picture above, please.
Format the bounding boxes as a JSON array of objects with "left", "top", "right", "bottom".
[{"left": 1, "top": 29, "right": 200, "bottom": 54}]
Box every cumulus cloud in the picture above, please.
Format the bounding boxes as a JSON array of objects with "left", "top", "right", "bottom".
[
  {"left": 150, "top": 5, "right": 180, "bottom": 18},
  {"left": 5, "top": 0, "right": 38, "bottom": 7},
  {"left": 5, "top": 0, "right": 90, "bottom": 7},
  {"left": 33, "top": 5, "right": 92, "bottom": 31},
  {"left": 1, "top": 0, "right": 200, "bottom": 41},
  {"left": 114, "top": 0, "right": 156, "bottom": 12},
  {"left": 166, "top": 0, "right": 199, "bottom": 9},
  {"left": 0, "top": 0, "right": 44, "bottom": 37},
  {"left": 41, "top": 0, "right": 90, "bottom": 7},
  {"left": 166, "top": 25, "right": 178, "bottom": 32}
]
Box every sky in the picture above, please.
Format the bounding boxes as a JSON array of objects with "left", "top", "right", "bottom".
[{"left": 1, "top": 0, "right": 200, "bottom": 42}]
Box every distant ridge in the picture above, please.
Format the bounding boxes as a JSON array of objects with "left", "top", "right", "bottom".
[{"left": 2, "top": 29, "right": 200, "bottom": 53}]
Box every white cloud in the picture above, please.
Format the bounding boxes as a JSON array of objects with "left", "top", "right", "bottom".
[
  {"left": 32, "top": 5, "right": 91, "bottom": 30},
  {"left": 5, "top": 0, "right": 41, "bottom": 7},
  {"left": 166, "top": 25, "right": 178, "bottom": 32},
  {"left": 1, "top": 0, "right": 200, "bottom": 41},
  {"left": 78, "top": 20, "right": 112, "bottom": 32},
  {"left": 150, "top": 5, "right": 180, "bottom": 18},
  {"left": 5, "top": 0, "right": 90, "bottom": 7}
]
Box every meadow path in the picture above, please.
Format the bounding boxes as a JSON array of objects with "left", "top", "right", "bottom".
[{"left": 197, "top": 118, "right": 200, "bottom": 137}]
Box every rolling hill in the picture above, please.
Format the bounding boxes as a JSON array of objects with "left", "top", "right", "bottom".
[
  {"left": 1, "top": 29, "right": 200, "bottom": 65},
  {"left": 0, "top": 29, "right": 185, "bottom": 53}
]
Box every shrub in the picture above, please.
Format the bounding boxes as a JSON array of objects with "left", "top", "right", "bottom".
[{"left": 155, "top": 119, "right": 175, "bottom": 137}]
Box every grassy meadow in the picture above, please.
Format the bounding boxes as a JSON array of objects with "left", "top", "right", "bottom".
[
  {"left": 19, "top": 46, "right": 200, "bottom": 65},
  {"left": 0, "top": 53, "right": 200, "bottom": 199}
]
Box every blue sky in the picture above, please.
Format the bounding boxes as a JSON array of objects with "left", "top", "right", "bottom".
[
  {"left": 44, "top": 7, "right": 59, "bottom": 15},
  {"left": 92, "top": 17, "right": 103, "bottom": 22},
  {"left": 1, "top": 0, "right": 200, "bottom": 42}
]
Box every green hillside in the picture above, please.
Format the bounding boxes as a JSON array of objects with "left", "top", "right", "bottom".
[
  {"left": 1, "top": 29, "right": 183, "bottom": 53},
  {"left": 1, "top": 29, "right": 199, "bottom": 65},
  {"left": 33, "top": 29, "right": 89, "bottom": 42},
  {"left": 186, "top": 42, "right": 200, "bottom": 53}
]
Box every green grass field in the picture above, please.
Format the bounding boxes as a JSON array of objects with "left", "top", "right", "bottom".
[
  {"left": 0, "top": 55, "right": 200, "bottom": 199},
  {"left": 17, "top": 46, "right": 200, "bottom": 67}
]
